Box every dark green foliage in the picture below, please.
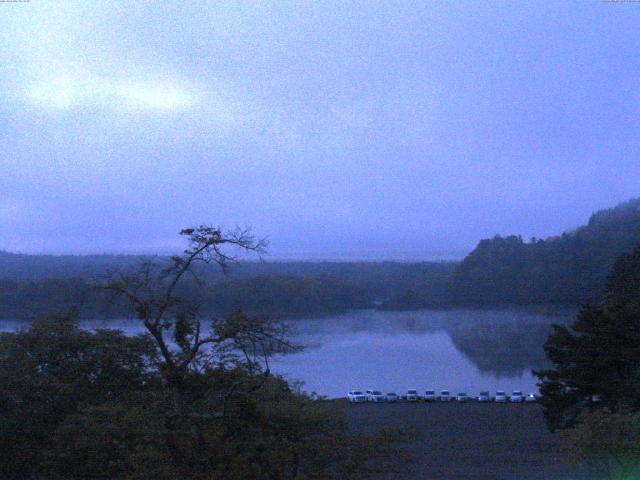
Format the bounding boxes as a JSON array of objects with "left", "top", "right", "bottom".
[
  {"left": 0, "top": 313, "right": 158, "bottom": 479},
  {"left": 535, "top": 242, "right": 640, "bottom": 431},
  {"left": 0, "top": 314, "right": 401, "bottom": 480},
  {"left": 1, "top": 227, "right": 411, "bottom": 479},
  {"left": 449, "top": 198, "right": 640, "bottom": 306},
  {"left": 605, "top": 243, "right": 640, "bottom": 308},
  {"left": 0, "top": 275, "right": 369, "bottom": 320},
  {"left": 43, "top": 401, "right": 169, "bottom": 480}
]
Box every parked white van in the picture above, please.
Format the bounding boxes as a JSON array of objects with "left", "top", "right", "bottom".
[
  {"left": 510, "top": 391, "right": 524, "bottom": 403},
  {"left": 347, "top": 391, "right": 367, "bottom": 403},
  {"left": 406, "top": 389, "right": 419, "bottom": 402},
  {"left": 477, "top": 391, "right": 491, "bottom": 402},
  {"left": 456, "top": 392, "right": 469, "bottom": 402},
  {"left": 366, "top": 390, "right": 385, "bottom": 402},
  {"left": 424, "top": 390, "right": 437, "bottom": 402},
  {"left": 495, "top": 391, "right": 507, "bottom": 403}
]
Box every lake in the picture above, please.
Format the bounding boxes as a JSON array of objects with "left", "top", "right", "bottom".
[{"left": 0, "top": 308, "right": 571, "bottom": 398}]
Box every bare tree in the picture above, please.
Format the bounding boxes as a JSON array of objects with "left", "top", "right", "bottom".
[{"left": 107, "top": 226, "right": 298, "bottom": 454}]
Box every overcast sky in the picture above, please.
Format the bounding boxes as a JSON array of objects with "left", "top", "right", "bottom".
[{"left": 1, "top": 1, "right": 639, "bottom": 260}]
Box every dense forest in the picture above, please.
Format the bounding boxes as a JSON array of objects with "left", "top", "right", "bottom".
[
  {"left": 0, "top": 253, "right": 455, "bottom": 320},
  {"left": 383, "top": 197, "right": 640, "bottom": 309}
]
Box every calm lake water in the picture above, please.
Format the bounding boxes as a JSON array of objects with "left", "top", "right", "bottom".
[{"left": 0, "top": 309, "right": 571, "bottom": 398}]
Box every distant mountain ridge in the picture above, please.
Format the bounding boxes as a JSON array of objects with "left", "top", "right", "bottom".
[{"left": 0, "top": 251, "right": 157, "bottom": 281}]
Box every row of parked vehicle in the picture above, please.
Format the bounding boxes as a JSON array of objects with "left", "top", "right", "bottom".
[{"left": 347, "top": 389, "right": 538, "bottom": 403}]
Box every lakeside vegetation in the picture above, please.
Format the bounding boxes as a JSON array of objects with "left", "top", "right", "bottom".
[{"left": 0, "top": 228, "right": 407, "bottom": 480}]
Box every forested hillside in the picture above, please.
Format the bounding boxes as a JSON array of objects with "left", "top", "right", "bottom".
[
  {"left": 385, "top": 198, "right": 640, "bottom": 308},
  {"left": 451, "top": 198, "right": 640, "bottom": 305}
]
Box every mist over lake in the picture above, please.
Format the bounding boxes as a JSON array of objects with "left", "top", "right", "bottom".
[
  {"left": 1, "top": 308, "right": 569, "bottom": 399},
  {"left": 271, "top": 309, "right": 569, "bottom": 398}
]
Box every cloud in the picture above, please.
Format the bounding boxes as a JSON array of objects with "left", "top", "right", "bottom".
[{"left": 27, "top": 72, "right": 196, "bottom": 111}]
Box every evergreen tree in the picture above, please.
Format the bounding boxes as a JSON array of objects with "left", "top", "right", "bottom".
[{"left": 535, "top": 243, "right": 640, "bottom": 431}]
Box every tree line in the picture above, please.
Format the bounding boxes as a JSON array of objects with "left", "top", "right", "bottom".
[
  {"left": 0, "top": 275, "right": 372, "bottom": 320},
  {"left": 0, "top": 254, "right": 455, "bottom": 320}
]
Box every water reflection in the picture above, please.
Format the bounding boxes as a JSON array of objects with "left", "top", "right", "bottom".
[
  {"left": 0, "top": 308, "right": 572, "bottom": 398},
  {"left": 271, "top": 309, "right": 572, "bottom": 397},
  {"left": 448, "top": 320, "right": 554, "bottom": 377}
]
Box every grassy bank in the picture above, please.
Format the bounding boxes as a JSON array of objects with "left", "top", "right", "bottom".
[{"left": 343, "top": 401, "right": 596, "bottom": 479}]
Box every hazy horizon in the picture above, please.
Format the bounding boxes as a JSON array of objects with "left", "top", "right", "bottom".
[
  {"left": 0, "top": 193, "right": 630, "bottom": 261},
  {"left": 2, "top": 2, "right": 640, "bottom": 259},
  {"left": 0, "top": 248, "right": 466, "bottom": 262},
  {"left": 0, "top": 194, "right": 633, "bottom": 261}
]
